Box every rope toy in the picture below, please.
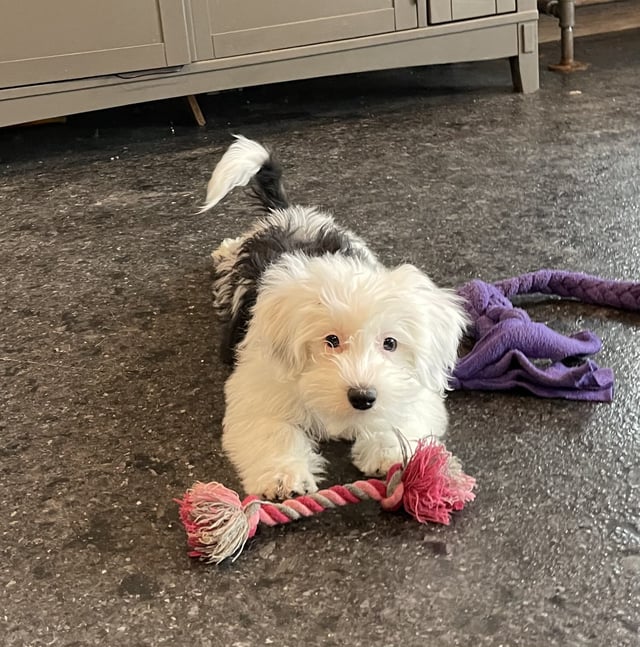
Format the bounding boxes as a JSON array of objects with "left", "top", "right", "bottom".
[
  {"left": 452, "top": 269, "right": 640, "bottom": 401},
  {"left": 177, "top": 439, "right": 476, "bottom": 564}
]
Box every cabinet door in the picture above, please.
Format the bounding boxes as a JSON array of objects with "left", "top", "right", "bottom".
[
  {"left": 203, "top": 0, "right": 417, "bottom": 59},
  {"left": 0, "top": 0, "right": 191, "bottom": 89}
]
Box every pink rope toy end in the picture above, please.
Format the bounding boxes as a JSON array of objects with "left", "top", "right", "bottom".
[
  {"left": 176, "top": 440, "right": 476, "bottom": 564},
  {"left": 391, "top": 438, "right": 476, "bottom": 525},
  {"left": 175, "top": 482, "right": 261, "bottom": 564}
]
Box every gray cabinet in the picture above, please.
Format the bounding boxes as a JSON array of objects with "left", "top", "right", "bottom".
[
  {"left": 0, "top": 0, "right": 540, "bottom": 128},
  {"left": 0, "top": 0, "right": 191, "bottom": 88}
]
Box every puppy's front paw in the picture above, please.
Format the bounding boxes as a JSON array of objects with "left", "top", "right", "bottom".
[
  {"left": 351, "top": 434, "right": 418, "bottom": 477},
  {"left": 250, "top": 467, "right": 319, "bottom": 501},
  {"left": 352, "top": 445, "right": 404, "bottom": 477}
]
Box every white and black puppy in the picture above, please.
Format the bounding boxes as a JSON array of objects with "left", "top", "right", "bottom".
[{"left": 201, "top": 136, "right": 467, "bottom": 499}]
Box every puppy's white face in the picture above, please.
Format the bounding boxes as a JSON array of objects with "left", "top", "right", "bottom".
[{"left": 243, "top": 254, "right": 468, "bottom": 438}]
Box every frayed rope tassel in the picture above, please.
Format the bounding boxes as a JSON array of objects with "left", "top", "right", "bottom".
[{"left": 176, "top": 440, "right": 476, "bottom": 564}]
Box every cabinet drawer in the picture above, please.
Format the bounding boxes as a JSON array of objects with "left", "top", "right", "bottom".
[
  {"left": 207, "top": 0, "right": 400, "bottom": 58},
  {"left": 428, "top": 0, "right": 516, "bottom": 24}
]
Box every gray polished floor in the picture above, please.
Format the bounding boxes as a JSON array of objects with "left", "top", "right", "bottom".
[{"left": 1, "top": 30, "right": 638, "bottom": 647}]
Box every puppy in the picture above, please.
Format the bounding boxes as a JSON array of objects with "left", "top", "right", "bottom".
[{"left": 202, "top": 136, "right": 467, "bottom": 499}]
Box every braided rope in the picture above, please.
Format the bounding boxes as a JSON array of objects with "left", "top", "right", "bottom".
[
  {"left": 177, "top": 441, "right": 475, "bottom": 564},
  {"left": 242, "top": 479, "right": 393, "bottom": 533},
  {"left": 452, "top": 269, "right": 640, "bottom": 400},
  {"left": 178, "top": 478, "right": 399, "bottom": 563},
  {"left": 493, "top": 270, "right": 640, "bottom": 311}
]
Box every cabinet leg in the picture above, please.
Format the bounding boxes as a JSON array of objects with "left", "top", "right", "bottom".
[
  {"left": 187, "top": 95, "right": 206, "bottom": 127},
  {"left": 510, "top": 22, "right": 539, "bottom": 93},
  {"left": 510, "top": 51, "right": 539, "bottom": 93}
]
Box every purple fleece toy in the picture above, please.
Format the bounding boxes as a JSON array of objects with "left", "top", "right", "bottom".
[{"left": 450, "top": 270, "right": 640, "bottom": 401}]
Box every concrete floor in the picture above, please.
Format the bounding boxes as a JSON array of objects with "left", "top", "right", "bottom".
[{"left": 1, "top": 29, "right": 639, "bottom": 647}]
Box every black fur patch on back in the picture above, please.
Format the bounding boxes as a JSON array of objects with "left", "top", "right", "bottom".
[{"left": 219, "top": 222, "right": 367, "bottom": 364}]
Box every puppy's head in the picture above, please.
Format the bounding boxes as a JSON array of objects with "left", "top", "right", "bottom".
[{"left": 243, "top": 254, "right": 467, "bottom": 432}]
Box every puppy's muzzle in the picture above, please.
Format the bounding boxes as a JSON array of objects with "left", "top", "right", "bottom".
[{"left": 347, "top": 387, "right": 377, "bottom": 410}]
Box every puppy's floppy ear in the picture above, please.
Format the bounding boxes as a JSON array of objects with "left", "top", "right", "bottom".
[
  {"left": 391, "top": 264, "right": 468, "bottom": 393},
  {"left": 243, "top": 256, "right": 313, "bottom": 377}
]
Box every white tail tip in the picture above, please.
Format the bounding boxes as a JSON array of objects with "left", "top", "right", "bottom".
[{"left": 198, "top": 135, "right": 270, "bottom": 213}]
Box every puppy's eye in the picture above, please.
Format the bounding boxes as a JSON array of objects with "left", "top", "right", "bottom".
[
  {"left": 325, "top": 334, "right": 340, "bottom": 349},
  {"left": 383, "top": 337, "right": 397, "bottom": 352}
]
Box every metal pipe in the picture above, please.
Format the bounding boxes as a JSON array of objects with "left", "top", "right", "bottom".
[
  {"left": 538, "top": 0, "right": 587, "bottom": 72},
  {"left": 558, "top": 0, "right": 576, "bottom": 65}
]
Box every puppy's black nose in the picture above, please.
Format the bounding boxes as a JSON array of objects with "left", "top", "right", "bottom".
[{"left": 348, "top": 387, "right": 377, "bottom": 410}]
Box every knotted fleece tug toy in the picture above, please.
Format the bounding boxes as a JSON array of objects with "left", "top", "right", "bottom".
[
  {"left": 452, "top": 269, "right": 640, "bottom": 401},
  {"left": 177, "top": 439, "right": 476, "bottom": 564}
]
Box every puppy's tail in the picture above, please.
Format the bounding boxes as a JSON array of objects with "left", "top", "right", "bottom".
[{"left": 199, "top": 135, "right": 289, "bottom": 213}]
